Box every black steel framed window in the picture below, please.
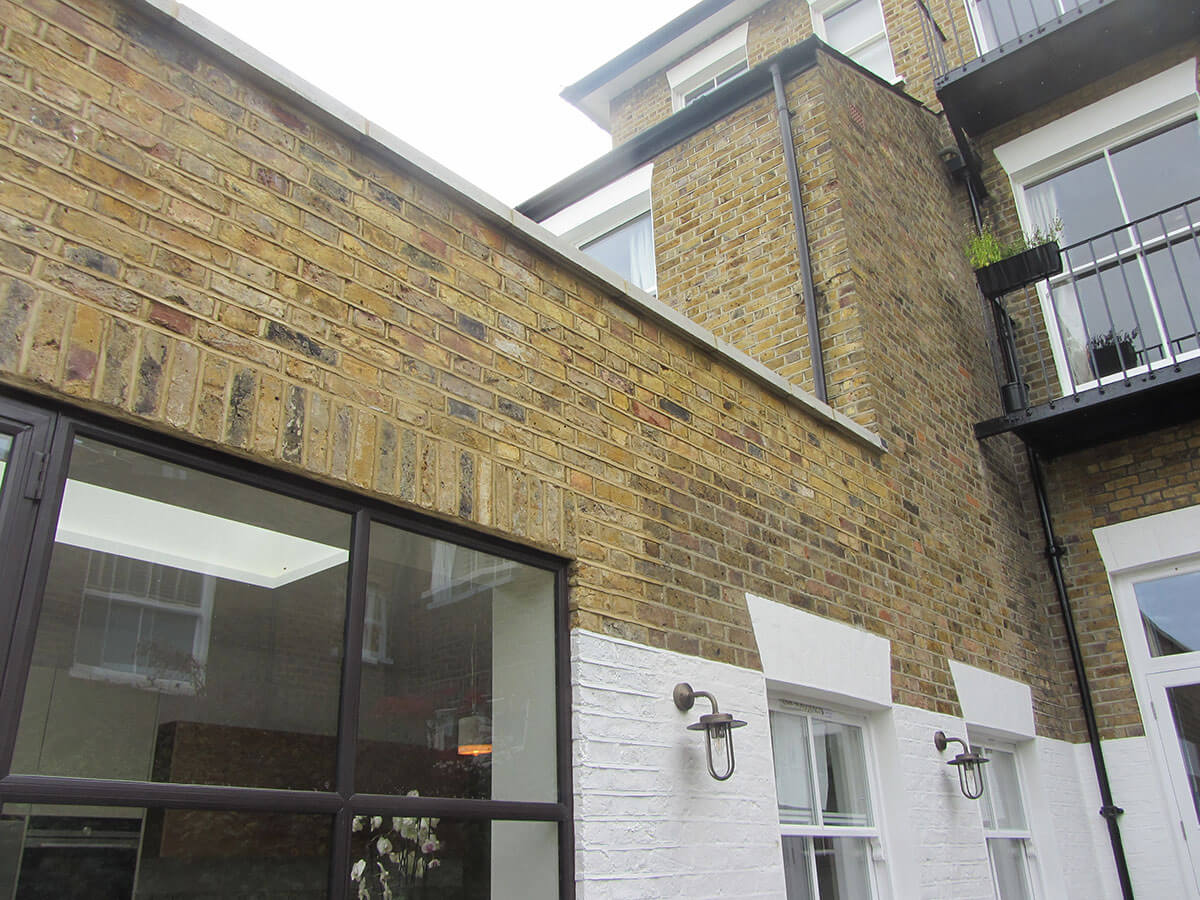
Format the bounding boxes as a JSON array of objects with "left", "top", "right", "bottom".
[{"left": 0, "top": 389, "right": 573, "bottom": 899}]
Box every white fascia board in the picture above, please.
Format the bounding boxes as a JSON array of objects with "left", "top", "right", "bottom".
[
  {"left": 541, "top": 164, "right": 654, "bottom": 242},
  {"left": 572, "top": 0, "right": 772, "bottom": 130},
  {"left": 747, "top": 592, "right": 891, "bottom": 709},
  {"left": 56, "top": 480, "right": 348, "bottom": 589},
  {"left": 1094, "top": 502, "right": 1200, "bottom": 576},
  {"left": 948, "top": 660, "right": 1035, "bottom": 740},
  {"left": 993, "top": 59, "right": 1198, "bottom": 183}
]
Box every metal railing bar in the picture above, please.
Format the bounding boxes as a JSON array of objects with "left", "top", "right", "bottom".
[{"left": 1131, "top": 218, "right": 1178, "bottom": 372}]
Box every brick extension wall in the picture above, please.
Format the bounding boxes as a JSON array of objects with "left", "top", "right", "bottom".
[{"left": 0, "top": 0, "right": 1077, "bottom": 734}]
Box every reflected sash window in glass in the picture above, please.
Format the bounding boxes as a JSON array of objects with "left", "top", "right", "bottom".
[
  {"left": 580, "top": 212, "right": 657, "bottom": 295},
  {"left": 0, "top": 434, "right": 12, "bottom": 499},
  {"left": 770, "top": 706, "right": 879, "bottom": 899},
  {"left": 975, "top": 744, "right": 1036, "bottom": 900},
  {"left": 12, "top": 437, "right": 352, "bottom": 790},
  {"left": 1135, "top": 569, "right": 1200, "bottom": 657}
]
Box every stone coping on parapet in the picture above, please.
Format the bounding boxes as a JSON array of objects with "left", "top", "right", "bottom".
[{"left": 130, "top": 0, "right": 886, "bottom": 454}]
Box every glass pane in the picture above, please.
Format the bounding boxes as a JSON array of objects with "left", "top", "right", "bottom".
[
  {"left": 978, "top": 747, "right": 1026, "bottom": 831},
  {"left": 782, "top": 836, "right": 814, "bottom": 900},
  {"left": 349, "top": 814, "right": 557, "bottom": 900},
  {"left": 974, "top": 0, "right": 1065, "bottom": 50},
  {"left": 853, "top": 37, "right": 895, "bottom": 81},
  {"left": 1166, "top": 682, "right": 1200, "bottom": 823},
  {"left": 0, "top": 805, "right": 331, "bottom": 898},
  {"left": 813, "top": 720, "right": 872, "bottom": 826},
  {"left": 357, "top": 524, "right": 557, "bottom": 801},
  {"left": 12, "top": 438, "right": 351, "bottom": 790},
  {"left": 0, "top": 434, "right": 11, "bottom": 498},
  {"left": 825, "top": 0, "right": 885, "bottom": 49},
  {"left": 1050, "top": 258, "right": 1152, "bottom": 384},
  {"left": 1143, "top": 238, "right": 1200, "bottom": 359},
  {"left": 581, "top": 213, "right": 656, "bottom": 293},
  {"left": 1135, "top": 570, "right": 1200, "bottom": 656},
  {"left": 989, "top": 838, "right": 1034, "bottom": 900},
  {"left": 1028, "top": 155, "right": 1125, "bottom": 249},
  {"left": 770, "top": 712, "right": 816, "bottom": 825},
  {"left": 814, "top": 837, "right": 874, "bottom": 900},
  {"left": 1110, "top": 119, "right": 1200, "bottom": 224}
]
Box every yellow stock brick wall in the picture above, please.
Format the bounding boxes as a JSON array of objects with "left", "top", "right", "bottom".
[
  {"left": 606, "top": 0, "right": 957, "bottom": 147},
  {"left": 0, "top": 0, "right": 1079, "bottom": 732}
]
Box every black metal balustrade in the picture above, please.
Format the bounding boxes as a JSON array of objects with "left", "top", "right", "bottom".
[
  {"left": 917, "top": 0, "right": 1088, "bottom": 84},
  {"left": 991, "top": 197, "right": 1200, "bottom": 416}
]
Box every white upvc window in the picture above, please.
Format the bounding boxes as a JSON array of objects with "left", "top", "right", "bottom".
[
  {"left": 667, "top": 23, "right": 750, "bottom": 111},
  {"left": 541, "top": 164, "right": 657, "bottom": 295},
  {"left": 770, "top": 699, "right": 882, "bottom": 899},
  {"left": 809, "top": 0, "right": 898, "bottom": 82},
  {"left": 973, "top": 740, "right": 1038, "bottom": 900},
  {"left": 995, "top": 60, "right": 1200, "bottom": 393}
]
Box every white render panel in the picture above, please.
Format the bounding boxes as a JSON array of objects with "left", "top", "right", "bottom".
[
  {"left": 949, "top": 660, "right": 1035, "bottom": 739},
  {"left": 746, "top": 593, "right": 891, "bottom": 708},
  {"left": 571, "top": 630, "right": 786, "bottom": 899},
  {"left": 1089, "top": 736, "right": 1197, "bottom": 899},
  {"left": 887, "top": 704, "right": 992, "bottom": 900}
]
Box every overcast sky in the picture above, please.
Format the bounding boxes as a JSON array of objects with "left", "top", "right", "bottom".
[{"left": 182, "top": 0, "right": 696, "bottom": 207}]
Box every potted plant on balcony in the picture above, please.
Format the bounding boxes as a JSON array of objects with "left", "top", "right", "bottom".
[
  {"left": 1087, "top": 328, "right": 1139, "bottom": 377},
  {"left": 966, "top": 219, "right": 1064, "bottom": 299}
]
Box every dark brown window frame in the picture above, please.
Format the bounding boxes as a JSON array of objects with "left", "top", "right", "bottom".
[{"left": 0, "top": 387, "right": 575, "bottom": 900}]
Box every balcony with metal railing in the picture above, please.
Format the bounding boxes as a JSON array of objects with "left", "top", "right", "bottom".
[
  {"left": 976, "top": 197, "right": 1200, "bottom": 456},
  {"left": 916, "top": 0, "right": 1200, "bottom": 137}
]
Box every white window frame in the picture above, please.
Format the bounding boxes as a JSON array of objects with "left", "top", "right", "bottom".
[
  {"left": 808, "top": 0, "right": 899, "bottom": 82},
  {"left": 963, "top": 0, "right": 1078, "bottom": 56},
  {"left": 1095, "top": 505, "right": 1200, "bottom": 898},
  {"left": 540, "top": 164, "right": 656, "bottom": 295},
  {"left": 995, "top": 60, "right": 1200, "bottom": 394},
  {"left": 769, "top": 695, "right": 886, "bottom": 899},
  {"left": 666, "top": 22, "right": 750, "bottom": 111},
  {"left": 970, "top": 735, "right": 1041, "bottom": 900}
]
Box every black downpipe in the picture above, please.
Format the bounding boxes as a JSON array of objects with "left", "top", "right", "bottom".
[
  {"left": 770, "top": 63, "right": 827, "bottom": 404},
  {"left": 1026, "top": 446, "right": 1135, "bottom": 900}
]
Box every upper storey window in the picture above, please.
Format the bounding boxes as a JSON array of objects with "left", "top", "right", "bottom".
[
  {"left": 809, "top": 0, "right": 897, "bottom": 82},
  {"left": 541, "top": 164, "right": 657, "bottom": 295},
  {"left": 667, "top": 23, "right": 750, "bottom": 111}
]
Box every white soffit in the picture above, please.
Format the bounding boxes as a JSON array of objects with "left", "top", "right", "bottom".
[
  {"left": 993, "top": 58, "right": 1198, "bottom": 181},
  {"left": 55, "top": 480, "right": 348, "bottom": 589},
  {"left": 541, "top": 163, "right": 653, "bottom": 239},
  {"left": 746, "top": 592, "right": 891, "bottom": 708},
  {"left": 948, "top": 660, "right": 1035, "bottom": 740},
  {"left": 1094, "top": 503, "right": 1200, "bottom": 576}
]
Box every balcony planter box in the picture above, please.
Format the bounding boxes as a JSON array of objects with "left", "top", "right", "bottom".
[{"left": 974, "top": 242, "right": 1063, "bottom": 299}]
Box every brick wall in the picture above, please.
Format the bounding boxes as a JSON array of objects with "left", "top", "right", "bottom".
[{"left": 0, "top": 0, "right": 1079, "bottom": 733}]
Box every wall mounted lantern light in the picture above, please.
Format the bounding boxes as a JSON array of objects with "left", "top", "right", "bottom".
[
  {"left": 934, "top": 731, "right": 989, "bottom": 799},
  {"left": 674, "top": 682, "right": 747, "bottom": 781}
]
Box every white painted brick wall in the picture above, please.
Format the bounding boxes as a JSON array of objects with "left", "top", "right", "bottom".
[
  {"left": 570, "top": 630, "right": 1158, "bottom": 900},
  {"left": 572, "top": 631, "right": 786, "bottom": 900}
]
